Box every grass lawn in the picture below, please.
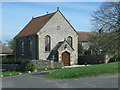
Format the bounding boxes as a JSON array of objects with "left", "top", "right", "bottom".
[
  {"left": 37, "top": 67, "right": 61, "bottom": 72},
  {"left": 0, "top": 72, "right": 22, "bottom": 77},
  {"left": 0, "top": 67, "right": 61, "bottom": 77},
  {"left": 43, "top": 62, "right": 120, "bottom": 79}
]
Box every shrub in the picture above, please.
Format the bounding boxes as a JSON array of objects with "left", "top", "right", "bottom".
[
  {"left": 109, "top": 54, "right": 120, "bottom": 63},
  {"left": 25, "top": 62, "right": 35, "bottom": 71},
  {"left": 20, "top": 62, "right": 35, "bottom": 72},
  {"left": 2, "top": 57, "right": 35, "bottom": 72},
  {"left": 2, "top": 56, "right": 27, "bottom": 64},
  {"left": 2, "top": 64, "right": 20, "bottom": 72},
  {"left": 2, "top": 56, "right": 15, "bottom": 64}
]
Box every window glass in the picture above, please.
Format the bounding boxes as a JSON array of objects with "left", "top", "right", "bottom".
[
  {"left": 67, "top": 36, "right": 72, "bottom": 47},
  {"left": 45, "top": 35, "right": 51, "bottom": 51}
]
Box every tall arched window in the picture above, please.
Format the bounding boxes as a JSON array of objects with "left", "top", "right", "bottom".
[
  {"left": 67, "top": 36, "right": 72, "bottom": 47},
  {"left": 21, "top": 40, "right": 24, "bottom": 55},
  {"left": 29, "top": 39, "right": 32, "bottom": 55},
  {"left": 45, "top": 35, "right": 51, "bottom": 51}
]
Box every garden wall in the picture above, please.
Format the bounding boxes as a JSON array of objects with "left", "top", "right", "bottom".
[
  {"left": 2, "top": 60, "right": 63, "bottom": 71},
  {"left": 28, "top": 60, "right": 63, "bottom": 69},
  {"left": 78, "top": 55, "right": 105, "bottom": 65}
]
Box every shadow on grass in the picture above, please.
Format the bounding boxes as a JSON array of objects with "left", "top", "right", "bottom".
[
  {"left": 31, "top": 70, "right": 56, "bottom": 76},
  {"left": 31, "top": 72, "right": 49, "bottom": 75}
]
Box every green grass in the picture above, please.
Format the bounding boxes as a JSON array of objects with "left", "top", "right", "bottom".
[
  {"left": 43, "top": 62, "right": 120, "bottom": 79},
  {"left": 0, "top": 72, "right": 22, "bottom": 77},
  {"left": 37, "top": 67, "right": 61, "bottom": 72},
  {"left": 0, "top": 67, "right": 62, "bottom": 77}
]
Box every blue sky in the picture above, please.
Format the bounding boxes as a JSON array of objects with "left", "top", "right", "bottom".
[{"left": 2, "top": 2, "right": 102, "bottom": 42}]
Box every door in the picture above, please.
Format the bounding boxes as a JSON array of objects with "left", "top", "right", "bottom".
[{"left": 62, "top": 51, "right": 70, "bottom": 66}]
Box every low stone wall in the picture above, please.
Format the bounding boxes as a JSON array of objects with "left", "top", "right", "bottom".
[
  {"left": 2, "top": 60, "right": 63, "bottom": 71},
  {"left": 29, "top": 60, "right": 63, "bottom": 69}
]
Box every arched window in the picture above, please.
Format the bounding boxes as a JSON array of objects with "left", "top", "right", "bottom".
[
  {"left": 67, "top": 36, "right": 72, "bottom": 47},
  {"left": 45, "top": 35, "right": 51, "bottom": 51},
  {"left": 29, "top": 39, "right": 32, "bottom": 55},
  {"left": 21, "top": 40, "right": 24, "bottom": 55}
]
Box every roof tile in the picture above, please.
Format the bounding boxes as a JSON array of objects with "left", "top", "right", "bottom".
[
  {"left": 15, "top": 12, "right": 56, "bottom": 38},
  {"left": 77, "top": 32, "right": 91, "bottom": 42}
]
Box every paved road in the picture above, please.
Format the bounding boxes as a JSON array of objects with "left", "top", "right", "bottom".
[{"left": 2, "top": 70, "right": 119, "bottom": 88}]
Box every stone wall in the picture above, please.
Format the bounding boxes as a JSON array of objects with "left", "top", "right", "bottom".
[
  {"left": 29, "top": 60, "right": 63, "bottom": 69},
  {"left": 2, "top": 60, "right": 63, "bottom": 71}
]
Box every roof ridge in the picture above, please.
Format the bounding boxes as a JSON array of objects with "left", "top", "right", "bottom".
[
  {"left": 77, "top": 31, "right": 91, "bottom": 33},
  {"left": 33, "top": 11, "right": 56, "bottom": 19},
  {"left": 15, "top": 11, "right": 57, "bottom": 38}
]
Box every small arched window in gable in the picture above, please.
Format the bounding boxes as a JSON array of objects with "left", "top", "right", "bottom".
[
  {"left": 20, "top": 40, "right": 24, "bottom": 55},
  {"left": 45, "top": 35, "right": 51, "bottom": 51},
  {"left": 67, "top": 36, "right": 72, "bottom": 47},
  {"left": 57, "top": 25, "right": 60, "bottom": 30}
]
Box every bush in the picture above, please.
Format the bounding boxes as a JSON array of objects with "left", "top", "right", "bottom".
[
  {"left": 109, "top": 54, "right": 120, "bottom": 63},
  {"left": 25, "top": 62, "right": 35, "bottom": 71},
  {"left": 2, "top": 56, "right": 27, "bottom": 64},
  {"left": 2, "top": 56, "right": 15, "bottom": 64},
  {"left": 2, "top": 57, "right": 35, "bottom": 72},
  {"left": 2, "top": 64, "right": 20, "bottom": 72},
  {"left": 20, "top": 62, "right": 35, "bottom": 72}
]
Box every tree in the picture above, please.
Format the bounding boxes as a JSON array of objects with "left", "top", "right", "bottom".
[
  {"left": 7, "top": 39, "right": 16, "bottom": 50},
  {"left": 91, "top": 2, "right": 120, "bottom": 32},
  {"left": 78, "top": 43, "right": 84, "bottom": 55},
  {"left": 90, "top": 2, "right": 120, "bottom": 55}
]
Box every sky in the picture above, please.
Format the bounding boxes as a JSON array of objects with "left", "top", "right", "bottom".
[{"left": 1, "top": 2, "right": 103, "bottom": 42}]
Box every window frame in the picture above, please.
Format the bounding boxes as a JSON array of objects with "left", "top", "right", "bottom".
[
  {"left": 20, "top": 40, "right": 24, "bottom": 56},
  {"left": 28, "top": 38, "right": 32, "bottom": 55},
  {"left": 67, "top": 36, "right": 73, "bottom": 47},
  {"left": 45, "top": 35, "right": 51, "bottom": 52}
]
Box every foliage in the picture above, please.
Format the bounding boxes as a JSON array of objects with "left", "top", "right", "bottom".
[
  {"left": 113, "top": 54, "right": 120, "bottom": 60},
  {"left": 90, "top": 2, "right": 120, "bottom": 55},
  {"left": 91, "top": 2, "right": 120, "bottom": 32},
  {"left": 109, "top": 54, "right": 120, "bottom": 62},
  {"left": 2, "top": 56, "right": 27, "bottom": 64},
  {"left": 89, "top": 32, "right": 119, "bottom": 55},
  {"left": 78, "top": 55, "right": 105, "bottom": 65},
  {"left": 20, "top": 62, "right": 35, "bottom": 72},
  {"left": 2, "top": 56, "right": 16, "bottom": 64},
  {"left": 6, "top": 39, "right": 16, "bottom": 50},
  {"left": 44, "top": 62, "right": 119, "bottom": 79},
  {"left": 2, "top": 57, "right": 35, "bottom": 72},
  {"left": 78, "top": 43, "right": 84, "bottom": 55}
]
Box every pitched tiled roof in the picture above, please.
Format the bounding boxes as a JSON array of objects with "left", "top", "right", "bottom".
[
  {"left": 77, "top": 32, "right": 91, "bottom": 42},
  {"left": 53, "top": 41, "right": 64, "bottom": 50},
  {"left": 53, "top": 40, "right": 74, "bottom": 51},
  {"left": 15, "top": 12, "right": 56, "bottom": 38}
]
